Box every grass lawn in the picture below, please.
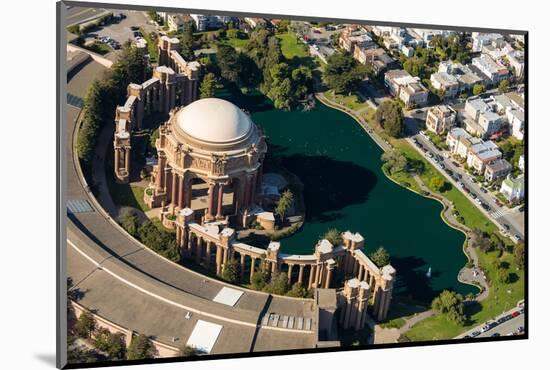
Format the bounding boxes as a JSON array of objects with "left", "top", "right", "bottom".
[
  {"left": 104, "top": 164, "right": 150, "bottom": 213},
  {"left": 139, "top": 28, "right": 159, "bottom": 63},
  {"left": 406, "top": 250, "right": 524, "bottom": 341},
  {"left": 276, "top": 32, "right": 308, "bottom": 59},
  {"left": 324, "top": 91, "right": 372, "bottom": 111},
  {"left": 218, "top": 36, "right": 250, "bottom": 49}
]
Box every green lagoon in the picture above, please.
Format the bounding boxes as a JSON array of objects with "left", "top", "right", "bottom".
[{"left": 219, "top": 88, "right": 477, "bottom": 303}]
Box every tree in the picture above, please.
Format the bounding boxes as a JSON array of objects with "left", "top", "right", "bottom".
[
  {"left": 178, "top": 21, "right": 195, "bottom": 61},
  {"left": 221, "top": 258, "right": 240, "bottom": 283},
  {"left": 381, "top": 150, "right": 408, "bottom": 175},
  {"left": 149, "top": 127, "right": 159, "bottom": 155},
  {"left": 94, "top": 328, "right": 126, "bottom": 359},
  {"left": 429, "top": 176, "right": 446, "bottom": 192},
  {"left": 274, "top": 190, "right": 294, "bottom": 221},
  {"left": 470, "top": 228, "right": 492, "bottom": 252},
  {"left": 117, "top": 208, "right": 140, "bottom": 237},
  {"left": 323, "top": 228, "right": 343, "bottom": 246},
  {"left": 74, "top": 311, "right": 96, "bottom": 338},
  {"left": 323, "top": 52, "right": 369, "bottom": 94},
  {"left": 138, "top": 220, "right": 180, "bottom": 262},
  {"left": 375, "top": 100, "right": 404, "bottom": 138},
  {"left": 199, "top": 72, "right": 216, "bottom": 98},
  {"left": 250, "top": 269, "right": 269, "bottom": 290},
  {"left": 472, "top": 84, "right": 485, "bottom": 96},
  {"left": 369, "top": 246, "right": 390, "bottom": 267},
  {"left": 126, "top": 335, "right": 155, "bottom": 360},
  {"left": 216, "top": 44, "right": 242, "bottom": 84},
  {"left": 264, "top": 271, "right": 290, "bottom": 295},
  {"left": 496, "top": 268, "right": 511, "bottom": 284},
  {"left": 514, "top": 241, "right": 525, "bottom": 269},
  {"left": 286, "top": 282, "right": 309, "bottom": 298},
  {"left": 498, "top": 79, "right": 510, "bottom": 93},
  {"left": 431, "top": 290, "right": 466, "bottom": 325}
]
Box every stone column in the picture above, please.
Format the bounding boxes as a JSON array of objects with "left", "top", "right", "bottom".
[
  {"left": 222, "top": 248, "right": 228, "bottom": 268},
  {"left": 178, "top": 174, "right": 184, "bottom": 209},
  {"left": 325, "top": 265, "right": 333, "bottom": 289},
  {"left": 205, "top": 242, "right": 212, "bottom": 266},
  {"left": 156, "top": 154, "right": 165, "bottom": 191},
  {"left": 206, "top": 183, "right": 216, "bottom": 220},
  {"left": 308, "top": 265, "right": 316, "bottom": 289},
  {"left": 298, "top": 265, "right": 304, "bottom": 285},
  {"left": 176, "top": 226, "right": 181, "bottom": 246},
  {"left": 358, "top": 265, "right": 364, "bottom": 281},
  {"left": 124, "top": 148, "right": 130, "bottom": 173},
  {"left": 271, "top": 261, "right": 277, "bottom": 274},
  {"left": 216, "top": 246, "right": 223, "bottom": 275},
  {"left": 240, "top": 254, "right": 245, "bottom": 281},
  {"left": 171, "top": 170, "right": 178, "bottom": 205},
  {"left": 287, "top": 264, "right": 294, "bottom": 284},
  {"left": 216, "top": 184, "right": 224, "bottom": 219},
  {"left": 195, "top": 237, "right": 202, "bottom": 264},
  {"left": 114, "top": 148, "right": 120, "bottom": 172},
  {"left": 250, "top": 258, "right": 256, "bottom": 280}
]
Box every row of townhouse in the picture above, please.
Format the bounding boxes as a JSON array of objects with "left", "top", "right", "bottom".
[
  {"left": 472, "top": 32, "right": 525, "bottom": 78},
  {"left": 157, "top": 12, "right": 238, "bottom": 32},
  {"left": 384, "top": 69, "right": 429, "bottom": 107},
  {"left": 433, "top": 61, "right": 485, "bottom": 97},
  {"left": 339, "top": 25, "right": 399, "bottom": 75},
  {"left": 462, "top": 92, "right": 524, "bottom": 140},
  {"left": 446, "top": 127, "right": 512, "bottom": 182}
]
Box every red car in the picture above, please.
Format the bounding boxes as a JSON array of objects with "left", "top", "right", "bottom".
[{"left": 511, "top": 311, "right": 520, "bottom": 318}]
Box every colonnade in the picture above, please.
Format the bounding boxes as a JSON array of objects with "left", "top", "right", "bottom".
[
  {"left": 113, "top": 36, "right": 201, "bottom": 184},
  {"left": 169, "top": 209, "right": 396, "bottom": 322}
]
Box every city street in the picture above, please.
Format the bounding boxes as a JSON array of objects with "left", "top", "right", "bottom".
[
  {"left": 458, "top": 305, "right": 525, "bottom": 339},
  {"left": 404, "top": 117, "right": 524, "bottom": 241}
]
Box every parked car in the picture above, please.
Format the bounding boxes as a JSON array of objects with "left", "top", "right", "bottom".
[
  {"left": 491, "top": 333, "right": 501, "bottom": 337},
  {"left": 518, "top": 205, "right": 524, "bottom": 212},
  {"left": 511, "top": 311, "right": 520, "bottom": 318},
  {"left": 497, "top": 317, "right": 507, "bottom": 324},
  {"left": 480, "top": 187, "right": 488, "bottom": 193},
  {"left": 503, "top": 224, "right": 510, "bottom": 230},
  {"left": 471, "top": 331, "right": 481, "bottom": 337},
  {"left": 452, "top": 161, "right": 460, "bottom": 167}
]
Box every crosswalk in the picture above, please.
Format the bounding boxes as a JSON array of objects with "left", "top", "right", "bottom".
[{"left": 490, "top": 208, "right": 508, "bottom": 219}]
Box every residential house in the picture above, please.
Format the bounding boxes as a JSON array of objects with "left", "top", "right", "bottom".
[
  {"left": 471, "top": 32, "right": 504, "bottom": 52},
  {"left": 494, "top": 92, "right": 525, "bottom": 141},
  {"left": 484, "top": 158, "right": 512, "bottom": 182},
  {"left": 243, "top": 17, "right": 268, "bottom": 29},
  {"left": 438, "top": 61, "right": 484, "bottom": 92},
  {"left": 167, "top": 13, "right": 192, "bottom": 33},
  {"left": 430, "top": 72, "right": 459, "bottom": 98},
  {"left": 384, "top": 69, "right": 429, "bottom": 107},
  {"left": 339, "top": 26, "right": 376, "bottom": 53},
  {"left": 190, "top": 14, "right": 235, "bottom": 32},
  {"left": 507, "top": 50, "right": 525, "bottom": 78},
  {"left": 463, "top": 97, "right": 503, "bottom": 138},
  {"left": 472, "top": 54, "right": 509, "bottom": 85},
  {"left": 466, "top": 140, "right": 502, "bottom": 174},
  {"left": 354, "top": 48, "right": 398, "bottom": 75},
  {"left": 426, "top": 105, "right": 457, "bottom": 135},
  {"left": 500, "top": 174, "right": 525, "bottom": 202},
  {"left": 446, "top": 127, "right": 474, "bottom": 158}
]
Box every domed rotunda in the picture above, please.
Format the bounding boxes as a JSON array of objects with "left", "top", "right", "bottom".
[{"left": 145, "top": 98, "right": 267, "bottom": 223}]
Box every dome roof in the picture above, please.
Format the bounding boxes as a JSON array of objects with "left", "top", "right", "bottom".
[{"left": 175, "top": 98, "right": 252, "bottom": 144}]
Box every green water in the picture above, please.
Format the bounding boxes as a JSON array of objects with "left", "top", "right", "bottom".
[{"left": 219, "top": 88, "right": 476, "bottom": 303}]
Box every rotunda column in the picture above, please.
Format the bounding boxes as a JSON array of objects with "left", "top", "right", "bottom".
[
  {"left": 216, "top": 183, "right": 224, "bottom": 219},
  {"left": 206, "top": 182, "right": 216, "bottom": 220},
  {"left": 178, "top": 174, "right": 184, "bottom": 208},
  {"left": 171, "top": 170, "right": 178, "bottom": 205},
  {"left": 298, "top": 265, "right": 304, "bottom": 285}
]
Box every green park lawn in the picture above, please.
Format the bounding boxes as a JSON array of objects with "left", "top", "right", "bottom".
[
  {"left": 406, "top": 250, "right": 524, "bottom": 341},
  {"left": 83, "top": 42, "right": 111, "bottom": 55},
  {"left": 276, "top": 32, "right": 308, "bottom": 59},
  {"left": 324, "top": 91, "right": 372, "bottom": 111},
  {"left": 104, "top": 166, "right": 150, "bottom": 213}
]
